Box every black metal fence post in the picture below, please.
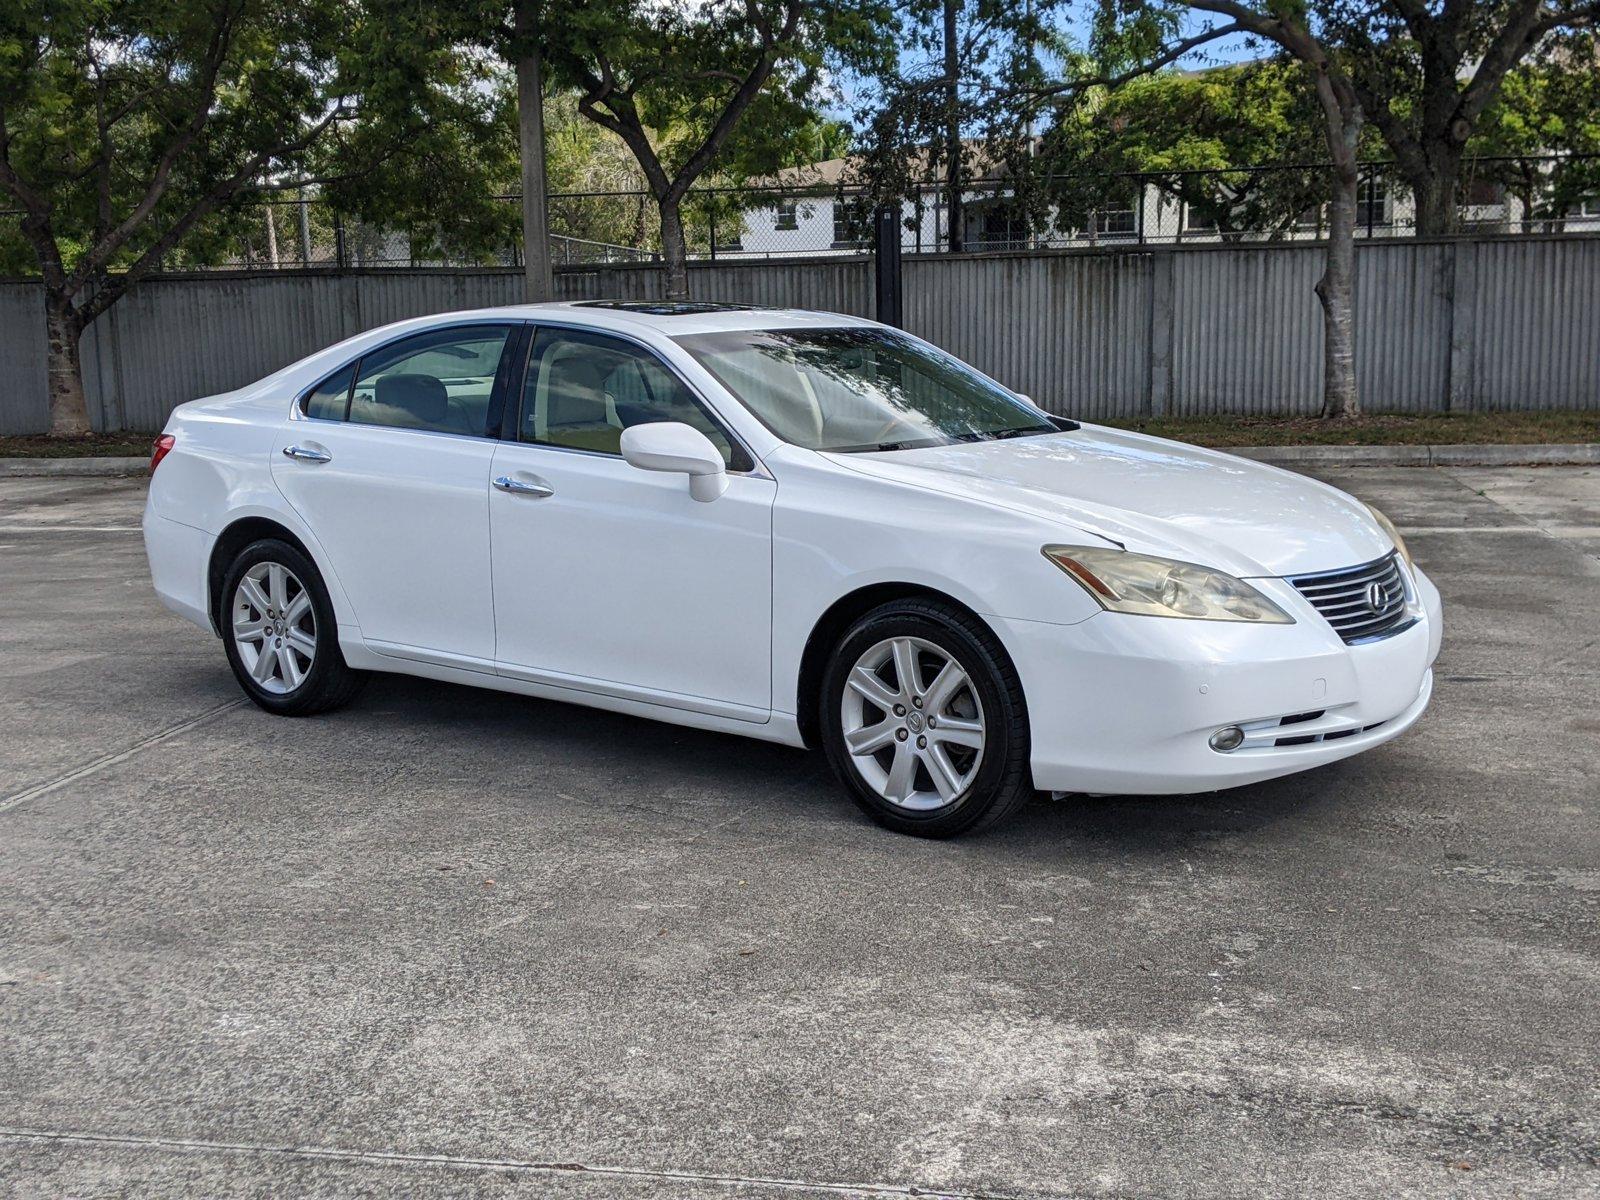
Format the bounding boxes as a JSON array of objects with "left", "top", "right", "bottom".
[
  {"left": 874, "top": 203, "right": 903, "bottom": 329},
  {"left": 333, "top": 212, "right": 347, "bottom": 268}
]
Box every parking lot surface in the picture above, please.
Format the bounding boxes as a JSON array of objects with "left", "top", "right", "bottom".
[{"left": 2, "top": 466, "right": 1598, "bottom": 1199}]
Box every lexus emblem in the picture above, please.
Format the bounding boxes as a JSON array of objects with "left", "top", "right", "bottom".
[{"left": 1364, "top": 581, "right": 1386, "bottom": 613}]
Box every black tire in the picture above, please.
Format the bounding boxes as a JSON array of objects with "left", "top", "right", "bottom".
[
  {"left": 220, "top": 538, "right": 365, "bottom": 716},
  {"left": 820, "top": 598, "right": 1032, "bottom": 838}
]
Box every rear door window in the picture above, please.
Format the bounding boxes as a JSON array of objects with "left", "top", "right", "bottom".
[
  {"left": 300, "top": 326, "right": 515, "bottom": 435},
  {"left": 346, "top": 325, "right": 515, "bottom": 436}
]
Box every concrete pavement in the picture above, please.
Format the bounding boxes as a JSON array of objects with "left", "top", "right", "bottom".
[{"left": 1, "top": 467, "right": 1597, "bottom": 1198}]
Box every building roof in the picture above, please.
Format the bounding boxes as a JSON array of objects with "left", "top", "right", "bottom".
[{"left": 759, "top": 139, "right": 1020, "bottom": 189}]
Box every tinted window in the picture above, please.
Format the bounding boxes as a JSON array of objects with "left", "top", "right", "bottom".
[
  {"left": 675, "top": 327, "right": 1054, "bottom": 452},
  {"left": 520, "top": 328, "right": 741, "bottom": 467},
  {"left": 346, "top": 325, "right": 512, "bottom": 436},
  {"left": 302, "top": 364, "right": 354, "bottom": 420}
]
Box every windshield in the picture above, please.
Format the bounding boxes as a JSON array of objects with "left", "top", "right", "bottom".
[{"left": 674, "top": 327, "right": 1058, "bottom": 452}]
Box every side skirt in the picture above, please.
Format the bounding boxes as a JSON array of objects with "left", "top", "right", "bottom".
[{"left": 340, "top": 637, "right": 806, "bottom": 748}]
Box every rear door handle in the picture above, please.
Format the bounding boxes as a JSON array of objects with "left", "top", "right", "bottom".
[
  {"left": 283, "top": 444, "right": 332, "bottom": 464},
  {"left": 494, "top": 475, "right": 554, "bottom": 498}
]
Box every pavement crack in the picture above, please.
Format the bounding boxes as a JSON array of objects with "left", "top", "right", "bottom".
[
  {"left": 0, "top": 699, "right": 248, "bottom": 815},
  {"left": 0, "top": 1127, "right": 1034, "bottom": 1199}
]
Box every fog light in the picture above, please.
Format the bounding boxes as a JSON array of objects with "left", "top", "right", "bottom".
[{"left": 1209, "top": 726, "right": 1245, "bottom": 753}]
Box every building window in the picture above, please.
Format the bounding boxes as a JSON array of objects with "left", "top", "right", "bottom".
[
  {"left": 1356, "top": 178, "right": 1386, "bottom": 229},
  {"left": 1092, "top": 207, "right": 1136, "bottom": 237},
  {"left": 1578, "top": 197, "right": 1600, "bottom": 217},
  {"left": 773, "top": 202, "right": 798, "bottom": 231},
  {"left": 1184, "top": 205, "right": 1217, "bottom": 233},
  {"left": 832, "top": 199, "right": 873, "bottom": 248},
  {"left": 977, "top": 203, "right": 1028, "bottom": 248},
  {"left": 1462, "top": 178, "right": 1505, "bottom": 207}
]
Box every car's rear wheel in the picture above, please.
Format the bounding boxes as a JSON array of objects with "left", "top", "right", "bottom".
[
  {"left": 821, "top": 599, "right": 1032, "bottom": 837},
  {"left": 221, "top": 538, "right": 364, "bottom": 715}
]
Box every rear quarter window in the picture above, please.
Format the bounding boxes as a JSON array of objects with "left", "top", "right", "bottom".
[{"left": 302, "top": 364, "right": 355, "bottom": 420}]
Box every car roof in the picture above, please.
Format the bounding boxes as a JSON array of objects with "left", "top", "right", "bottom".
[{"left": 445, "top": 301, "right": 878, "bottom": 338}]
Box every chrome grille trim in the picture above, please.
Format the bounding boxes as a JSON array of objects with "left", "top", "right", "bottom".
[{"left": 1287, "top": 552, "right": 1414, "bottom": 644}]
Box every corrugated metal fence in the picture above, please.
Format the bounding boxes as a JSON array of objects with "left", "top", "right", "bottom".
[{"left": 1, "top": 234, "right": 1595, "bottom": 433}]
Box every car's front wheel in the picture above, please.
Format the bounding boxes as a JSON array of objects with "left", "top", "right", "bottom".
[
  {"left": 821, "top": 599, "right": 1032, "bottom": 837},
  {"left": 221, "top": 538, "right": 365, "bottom": 716}
]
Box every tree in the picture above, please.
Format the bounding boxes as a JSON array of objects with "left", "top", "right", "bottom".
[
  {"left": 1036, "top": 62, "right": 1338, "bottom": 240},
  {"left": 544, "top": 0, "right": 892, "bottom": 299},
  {"left": 1329, "top": 0, "right": 1600, "bottom": 236},
  {"left": 1469, "top": 33, "right": 1600, "bottom": 228},
  {"left": 989, "top": 3, "right": 1366, "bottom": 415},
  {"left": 513, "top": 0, "right": 554, "bottom": 299},
  {"left": 851, "top": 0, "right": 1064, "bottom": 249},
  {"left": 0, "top": 0, "right": 500, "bottom": 435},
  {"left": 942, "top": 0, "right": 965, "bottom": 251},
  {"left": 1124, "top": 3, "right": 1368, "bottom": 416}
]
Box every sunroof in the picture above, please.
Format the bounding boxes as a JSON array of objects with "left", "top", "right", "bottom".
[{"left": 573, "top": 301, "right": 759, "bottom": 315}]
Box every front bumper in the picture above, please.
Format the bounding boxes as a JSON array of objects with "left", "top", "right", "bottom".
[{"left": 998, "top": 563, "right": 1443, "bottom": 795}]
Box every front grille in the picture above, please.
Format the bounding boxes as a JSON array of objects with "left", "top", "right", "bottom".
[{"left": 1288, "top": 553, "right": 1414, "bottom": 644}]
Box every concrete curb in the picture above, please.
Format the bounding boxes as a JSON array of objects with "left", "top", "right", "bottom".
[
  {"left": 0, "top": 442, "right": 1596, "bottom": 478},
  {"left": 0, "top": 456, "right": 149, "bottom": 478},
  {"left": 1224, "top": 443, "right": 1600, "bottom": 468}
]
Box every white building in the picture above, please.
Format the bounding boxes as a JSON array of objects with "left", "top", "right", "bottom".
[{"left": 719, "top": 152, "right": 1600, "bottom": 259}]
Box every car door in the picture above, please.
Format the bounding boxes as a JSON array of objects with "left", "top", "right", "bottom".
[
  {"left": 271, "top": 322, "right": 523, "bottom": 665},
  {"left": 489, "top": 324, "right": 775, "bottom": 719}
]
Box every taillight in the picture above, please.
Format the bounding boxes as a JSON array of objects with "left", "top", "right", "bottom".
[{"left": 150, "top": 433, "right": 175, "bottom": 473}]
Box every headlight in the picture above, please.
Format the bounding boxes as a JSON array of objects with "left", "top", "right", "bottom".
[
  {"left": 1364, "top": 503, "right": 1412, "bottom": 567},
  {"left": 1043, "top": 547, "right": 1294, "bottom": 623}
]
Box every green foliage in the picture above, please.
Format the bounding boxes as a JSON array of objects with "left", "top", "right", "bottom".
[
  {"left": 1034, "top": 61, "right": 1350, "bottom": 237},
  {"left": 545, "top": 0, "right": 892, "bottom": 195},
  {"left": 851, "top": 0, "right": 1074, "bottom": 204},
  {"left": 0, "top": 0, "right": 511, "bottom": 281},
  {"left": 1470, "top": 34, "right": 1600, "bottom": 220},
  {"left": 1317, "top": 0, "right": 1600, "bottom": 230}
]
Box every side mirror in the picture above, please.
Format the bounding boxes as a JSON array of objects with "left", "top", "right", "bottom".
[{"left": 620, "top": 421, "right": 728, "bottom": 502}]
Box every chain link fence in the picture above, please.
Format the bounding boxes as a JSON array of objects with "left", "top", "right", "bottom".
[{"left": 4, "top": 156, "right": 1597, "bottom": 275}]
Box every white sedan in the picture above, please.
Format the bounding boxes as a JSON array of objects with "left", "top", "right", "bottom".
[{"left": 143, "top": 302, "right": 1442, "bottom": 837}]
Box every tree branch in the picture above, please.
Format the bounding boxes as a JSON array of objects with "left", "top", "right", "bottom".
[
  {"left": 999, "top": 21, "right": 1249, "bottom": 105},
  {"left": 569, "top": 51, "right": 672, "bottom": 199},
  {"left": 1455, "top": 0, "right": 1567, "bottom": 130},
  {"left": 69, "top": 4, "right": 240, "bottom": 289},
  {"left": 661, "top": 0, "right": 802, "bottom": 204},
  {"left": 74, "top": 103, "right": 351, "bottom": 327}
]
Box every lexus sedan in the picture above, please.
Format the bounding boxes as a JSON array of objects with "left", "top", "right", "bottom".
[{"left": 143, "top": 301, "right": 1442, "bottom": 837}]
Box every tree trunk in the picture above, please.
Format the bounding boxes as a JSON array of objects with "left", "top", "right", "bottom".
[
  {"left": 659, "top": 198, "right": 690, "bottom": 300},
  {"left": 943, "top": 0, "right": 963, "bottom": 254},
  {"left": 44, "top": 296, "right": 92, "bottom": 437},
  {"left": 298, "top": 196, "right": 313, "bottom": 265},
  {"left": 515, "top": 0, "right": 554, "bottom": 301},
  {"left": 1316, "top": 159, "right": 1361, "bottom": 419},
  {"left": 1411, "top": 168, "right": 1460, "bottom": 238}
]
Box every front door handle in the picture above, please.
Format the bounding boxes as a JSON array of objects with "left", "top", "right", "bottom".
[
  {"left": 283, "top": 444, "right": 332, "bottom": 464},
  {"left": 494, "top": 475, "right": 554, "bottom": 498}
]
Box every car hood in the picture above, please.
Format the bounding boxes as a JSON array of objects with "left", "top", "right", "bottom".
[{"left": 827, "top": 424, "right": 1391, "bottom": 577}]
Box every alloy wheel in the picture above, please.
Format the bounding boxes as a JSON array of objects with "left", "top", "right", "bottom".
[
  {"left": 231, "top": 561, "right": 316, "bottom": 695},
  {"left": 839, "top": 636, "right": 986, "bottom": 811}
]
